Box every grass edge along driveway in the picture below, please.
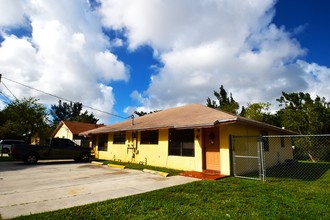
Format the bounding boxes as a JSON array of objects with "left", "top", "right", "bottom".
[{"left": 11, "top": 162, "right": 330, "bottom": 220}]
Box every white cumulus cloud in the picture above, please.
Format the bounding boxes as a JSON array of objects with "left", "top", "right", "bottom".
[
  {"left": 1, "top": 0, "right": 329, "bottom": 123},
  {"left": 100, "top": 0, "right": 322, "bottom": 112},
  {"left": 0, "top": 0, "right": 27, "bottom": 26},
  {"left": 0, "top": 0, "right": 129, "bottom": 123}
]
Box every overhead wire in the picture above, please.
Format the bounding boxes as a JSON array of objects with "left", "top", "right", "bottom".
[
  {"left": 0, "top": 91, "right": 12, "bottom": 104},
  {"left": 1, "top": 75, "right": 128, "bottom": 119},
  {"left": 1, "top": 81, "right": 18, "bottom": 100}
]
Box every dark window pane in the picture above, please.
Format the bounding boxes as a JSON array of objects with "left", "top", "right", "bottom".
[
  {"left": 52, "top": 139, "right": 61, "bottom": 147},
  {"left": 65, "top": 140, "right": 74, "bottom": 147},
  {"left": 169, "top": 129, "right": 194, "bottom": 157},
  {"left": 182, "top": 142, "right": 194, "bottom": 149},
  {"left": 113, "top": 132, "right": 126, "bottom": 144},
  {"left": 98, "top": 134, "right": 108, "bottom": 151},
  {"left": 281, "top": 137, "right": 285, "bottom": 148},
  {"left": 169, "top": 141, "right": 181, "bottom": 156},
  {"left": 182, "top": 148, "right": 194, "bottom": 156},
  {"left": 261, "top": 131, "right": 269, "bottom": 151},
  {"left": 141, "top": 130, "right": 159, "bottom": 144}
]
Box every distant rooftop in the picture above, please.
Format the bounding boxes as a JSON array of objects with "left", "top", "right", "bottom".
[{"left": 52, "top": 121, "right": 104, "bottom": 137}]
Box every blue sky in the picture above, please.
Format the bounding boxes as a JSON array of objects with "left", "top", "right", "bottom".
[
  {"left": 274, "top": 0, "right": 330, "bottom": 67},
  {"left": 0, "top": 0, "right": 329, "bottom": 124}
]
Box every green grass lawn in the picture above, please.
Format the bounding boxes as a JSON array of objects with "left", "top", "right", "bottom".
[
  {"left": 94, "top": 159, "right": 183, "bottom": 176},
  {"left": 12, "top": 162, "right": 330, "bottom": 220}
]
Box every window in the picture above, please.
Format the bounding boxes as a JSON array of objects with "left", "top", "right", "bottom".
[
  {"left": 281, "top": 137, "right": 285, "bottom": 148},
  {"left": 261, "top": 131, "right": 269, "bottom": 151},
  {"left": 65, "top": 139, "right": 75, "bottom": 147},
  {"left": 113, "top": 131, "right": 126, "bottom": 144},
  {"left": 168, "top": 129, "right": 194, "bottom": 157},
  {"left": 52, "top": 138, "right": 75, "bottom": 148},
  {"left": 98, "top": 134, "right": 108, "bottom": 151},
  {"left": 140, "top": 130, "right": 159, "bottom": 144}
]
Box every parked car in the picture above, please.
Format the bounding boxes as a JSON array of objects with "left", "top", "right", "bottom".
[
  {"left": 0, "top": 140, "right": 25, "bottom": 154},
  {"left": 9, "top": 138, "right": 91, "bottom": 164}
]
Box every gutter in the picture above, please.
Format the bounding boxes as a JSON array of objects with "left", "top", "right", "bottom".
[
  {"left": 214, "top": 117, "right": 296, "bottom": 135},
  {"left": 214, "top": 118, "right": 238, "bottom": 125},
  {"left": 80, "top": 122, "right": 220, "bottom": 136},
  {"left": 235, "top": 117, "right": 297, "bottom": 134}
]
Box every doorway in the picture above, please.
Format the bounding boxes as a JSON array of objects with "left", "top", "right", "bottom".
[{"left": 203, "top": 127, "right": 220, "bottom": 171}]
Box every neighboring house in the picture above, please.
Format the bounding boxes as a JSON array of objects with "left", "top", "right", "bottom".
[
  {"left": 52, "top": 121, "right": 104, "bottom": 148},
  {"left": 80, "top": 104, "right": 295, "bottom": 175}
]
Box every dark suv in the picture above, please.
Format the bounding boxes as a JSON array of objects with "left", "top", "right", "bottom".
[{"left": 0, "top": 140, "right": 25, "bottom": 154}]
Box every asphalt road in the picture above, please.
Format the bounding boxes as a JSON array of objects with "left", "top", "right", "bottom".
[{"left": 0, "top": 160, "right": 197, "bottom": 219}]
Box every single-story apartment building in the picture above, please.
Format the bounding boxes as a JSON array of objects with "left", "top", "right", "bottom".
[
  {"left": 52, "top": 121, "right": 104, "bottom": 147},
  {"left": 80, "top": 104, "right": 295, "bottom": 175}
]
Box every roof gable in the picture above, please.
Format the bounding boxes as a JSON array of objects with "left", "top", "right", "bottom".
[{"left": 52, "top": 121, "right": 104, "bottom": 137}]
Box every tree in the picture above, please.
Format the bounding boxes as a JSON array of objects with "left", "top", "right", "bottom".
[
  {"left": 242, "top": 102, "right": 269, "bottom": 121},
  {"left": 276, "top": 92, "right": 330, "bottom": 134},
  {"left": 77, "top": 111, "right": 99, "bottom": 123},
  {"left": 206, "top": 85, "right": 239, "bottom": 114},
  {"left": 134, "top": 110, "right": 160, "bottom": 117},
  {"left": 0, "top": 98, "right": 50, "bottom": 143},
  {"left": 134, "top": 111, "right": 148, "bottom": 117},
  {"left": 50, "top": 100, "right": 98, "bottom": 125}
]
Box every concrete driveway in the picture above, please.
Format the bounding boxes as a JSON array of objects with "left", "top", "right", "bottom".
[{"left": 0, "top": 160, "right": 197, "bottom": 219}]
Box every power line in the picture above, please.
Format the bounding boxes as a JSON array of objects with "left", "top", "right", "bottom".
[
  {"left": 0, "top": 91, "right": 12, "bottom": 104},
  {"left": 0, "top": 74, "right": 18, "bottom": 100},
  {"left": 1, "top": 75, "right": 128, "bottom": 119},
  {"left": 1, "top": 81, "right": 18, "bottom": 100}
]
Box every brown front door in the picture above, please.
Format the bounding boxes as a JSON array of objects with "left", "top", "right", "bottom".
[{"left": 203, "top": 127, "right": 220, "bottom": 171}]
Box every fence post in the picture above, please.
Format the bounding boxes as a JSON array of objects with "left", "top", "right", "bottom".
[
  {"left": 258, "top": 136, "right": 266, "bottom": 181},
  {"left": 231, "top": 136, "right": 237, "bottom": 177}
]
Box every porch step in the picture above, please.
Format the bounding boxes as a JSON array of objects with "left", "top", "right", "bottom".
[{"left": 180, "top": 171, "right": 228, "bottom": 180}]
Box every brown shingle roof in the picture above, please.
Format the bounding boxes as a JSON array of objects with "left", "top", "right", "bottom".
[
  {"left": 52, "top": 121, "right": 104, "bottom": 137},
  {"left": 80, "top": 104, "right": 295, "bottom": 136}
]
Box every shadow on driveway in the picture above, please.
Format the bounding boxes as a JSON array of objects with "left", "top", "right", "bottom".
[{"left": 0, "top": 159, "right": 81, "bottom": 172}]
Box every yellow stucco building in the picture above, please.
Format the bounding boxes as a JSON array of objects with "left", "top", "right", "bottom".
[
  {"left": 80, "top": 104, "right": 295, "bottom": 176},
  {"left": 52, "top": 121, "right": 104, "bottom": 147}
]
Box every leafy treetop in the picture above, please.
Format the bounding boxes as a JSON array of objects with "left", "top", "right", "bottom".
[
  {"left": 0, "top": 97, "right": 50, "bottom": 143},
  {"left": 50, "top": 100, "right": 99, "bottom": 125},
  {"left": 206, "top": 85, "right": 239, "bottom": 114}
]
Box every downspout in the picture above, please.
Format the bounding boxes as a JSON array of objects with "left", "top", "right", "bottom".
[
  {"left": 135, "top": 131, "right": 139, "bottom": 155},
  {"left": 229, "top": 135, "right": 234, "bottom": 176},
  {"left": 130, "top": 115, "right": 136, "bottom": 161}
]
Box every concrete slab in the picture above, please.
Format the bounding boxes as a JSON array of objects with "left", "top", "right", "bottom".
[{"left": 0, "top": 161, "right": 198, "bottom": 219}]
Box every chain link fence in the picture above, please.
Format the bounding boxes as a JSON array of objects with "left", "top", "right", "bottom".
[
  {"left": 264, "top": 135, "right": 330, "bottom": 181},
  {"left": 232, "top": 135, "right": 330, "bottom": 181},
  {"left": 231, "top": 136, "right": 265, "bottom": 181}
]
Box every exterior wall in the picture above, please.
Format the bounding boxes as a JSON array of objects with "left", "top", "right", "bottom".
[
  {"left": 136, "top": 129, "right": 168, "bottom": 167},
  {"left": 96, "top": 132, "right": 126, "bottom": 161},
  {"left": 93, "top": 123, "right": 292, "bottom": 175},
  {"left": 54, "top": 124, "right": 73, "bottom": 140},
  {"left": 165, "top": 129, "right": 203, "bottom": 171},
  {"left": 263, "top": 136, "right": 293, "bottom": 167},
  {"left": 217, "top": 124, "right": 258, "bottom": 175},
  {"left": 221, "top": 123, "right": 293, "bottom": 175},
  {"left": 94, "top": 128, "right": 203, "bottom": 172},
  {"left": 219, "top": 124, "right": 231, "bottom": 175}
]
